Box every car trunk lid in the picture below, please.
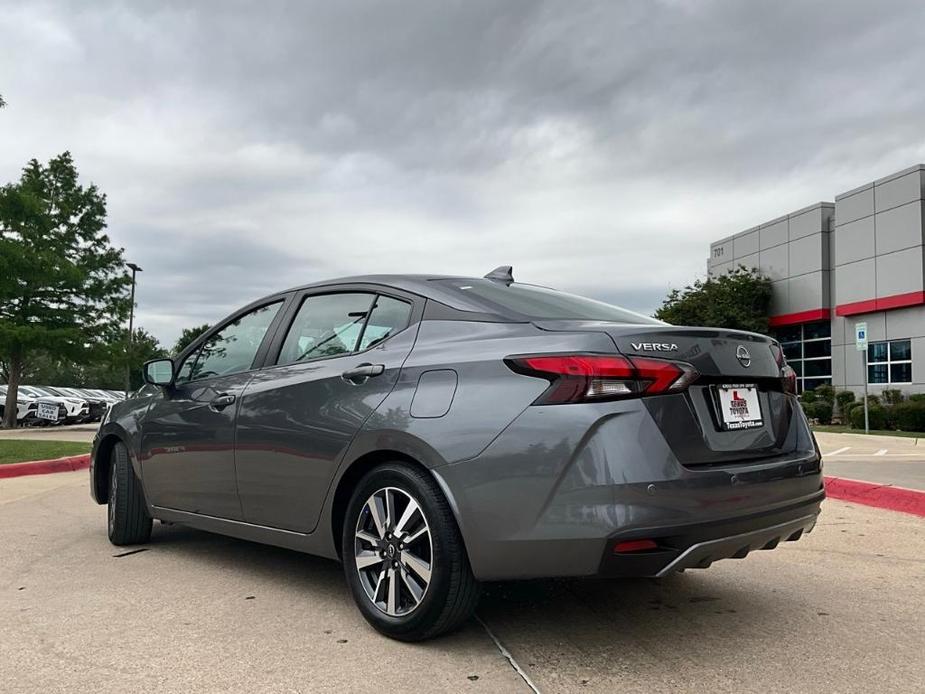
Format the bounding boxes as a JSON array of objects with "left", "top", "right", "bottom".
[{"left": 533, "top": 321, "right": 813, "bottom": 468}]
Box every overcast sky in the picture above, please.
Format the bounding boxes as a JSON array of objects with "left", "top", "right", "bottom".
[{"left": 2, "top": 0, "right": 925, "bottom": 346}]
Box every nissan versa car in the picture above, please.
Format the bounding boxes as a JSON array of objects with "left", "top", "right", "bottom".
[{"left": 90, "top": 268, "right": 823, "bottom": 641}]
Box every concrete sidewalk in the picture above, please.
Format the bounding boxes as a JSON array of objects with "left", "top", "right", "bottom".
[{"left": 0, "top": 423, "right": 97, "bottom": 443}]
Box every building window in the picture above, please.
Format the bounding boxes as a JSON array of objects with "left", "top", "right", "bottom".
[
  {"left": 771, "top": 320, "right": 832, "bottom": 393},
  {"left": 867, "top": 339, "right": 912, "bottom": 384}
]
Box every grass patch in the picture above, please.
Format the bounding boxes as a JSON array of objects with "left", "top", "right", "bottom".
[
  {"left": 0, "top": 440, "right": 91, "bottom": 465},
  {"left": 811, "top": 425, "right": 925, "bottom": 438}
]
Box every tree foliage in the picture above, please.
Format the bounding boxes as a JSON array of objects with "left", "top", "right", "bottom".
[
  {"left": 1, "top": 327, "right": 163, "bottom": 391},
  {"left": 173, "top": 323, "right": 211, "bottom": 355},
  {"left": 655, "top": 266, "right": 773, "bottom": 333},
  {"left": 0, "top": 152, "right": 131, "bottom": 426}
]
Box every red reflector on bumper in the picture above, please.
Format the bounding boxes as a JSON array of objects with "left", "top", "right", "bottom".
[{"left": 613, "top": 539, "right": 658, "bottom": 553}]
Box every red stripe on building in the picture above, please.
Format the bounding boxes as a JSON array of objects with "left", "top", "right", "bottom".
[
  {"left": 835, "top": 290, "right": 925, "bottom": 317},
  {"left": 767, "top": 308, "right": 830, "bottom": 327}
]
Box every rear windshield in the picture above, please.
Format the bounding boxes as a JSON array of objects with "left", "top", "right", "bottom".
[{"left": 435, "top": 279, "right": 663, "bottom": 324}]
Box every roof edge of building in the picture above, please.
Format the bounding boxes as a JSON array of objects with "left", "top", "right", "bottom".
[{"left": 835, "top": 163, "right": 925, "bottom": 201}]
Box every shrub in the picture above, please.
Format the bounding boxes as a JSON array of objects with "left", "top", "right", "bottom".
[
  {"left": 812, "top": 401, "right": 833, "bottom": 424},
  {"left": 849, "top": 404, "right": 887, "bottom": 430},
  {"left": 800, "top": 390, "right": 818, "bottom": 404},
  {"left": 889, "top": 402, "right": 925, "bottom": 432},
  {"left": 881, "top": 388, "right": 904, "bottom": 405},
  {"left": 865, "top": 394, "right": 881, "bottom": 406},
  {"left": 845, "top": 402, "right": 864, "bottom": 426},
  {"left": 909, "top": 393, "right": 925, "bottom": 403},
  {"left": 801, "top": 400, "right": 833, "bottom": 424},
  {"left": 834, "top": 390, "right": 855, "bottom": 415},
  {"left": 814, "top": 384, "right": 835, "bottom": 404}
]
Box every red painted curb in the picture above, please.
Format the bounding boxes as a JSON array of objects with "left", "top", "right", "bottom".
[
  {"left": 824, "top": 476, "right": 925, "bottom": 518},
  {"left": 0, "top": 454, "right": 91, "bottom": 480}
]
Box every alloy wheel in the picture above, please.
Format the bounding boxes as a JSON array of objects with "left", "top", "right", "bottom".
[{"left": 354, "top": 486, "right": 433, "bottom": 617}]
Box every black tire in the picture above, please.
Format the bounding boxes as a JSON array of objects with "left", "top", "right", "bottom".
[
  {"left": 342, "top": 462, "right": 481, "bottom": 641},
  {"left": 107, "top": 442, "right": 152, "bottom": 546}
]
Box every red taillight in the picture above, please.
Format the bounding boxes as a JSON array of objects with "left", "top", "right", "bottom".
[
  {"left": 506, "top": 354, "right": 699, "bottom": 404},
  {"left": 782, "top": 364, "right": 797, "bottom": 395},
  {"left": 771, "top": 341, "right": 798, "bottom": 394},
  {"left": 769, "top": 342, "right": 783, "bottom": 367},
  {"left": 613, "top": 539, "right": 658, "bottom": 553}
]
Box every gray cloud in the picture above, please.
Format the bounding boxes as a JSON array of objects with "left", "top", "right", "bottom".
[{"left": 2, "top": 0, "right": 925, "bottom": 345}]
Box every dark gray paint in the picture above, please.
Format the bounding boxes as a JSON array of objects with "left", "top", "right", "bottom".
[
  {"left": 409, "top": 370, "right": 458, "bottom": 418},
  {"left": 91, "top": 273, "right": 822, "bottom": 581}
]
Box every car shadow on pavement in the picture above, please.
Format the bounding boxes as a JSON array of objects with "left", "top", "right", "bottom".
[
  {"left": 145, "top": 521, "right": 348, "bottom": 597},
  {"left": 476, "top": 571, "right": 788, "bottom": 653},
  {"left": 143, "top": 520, "right": 781, "bottom": 646}
]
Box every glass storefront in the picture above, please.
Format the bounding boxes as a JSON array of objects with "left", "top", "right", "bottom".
[{"left": 772, "top": 321, "right": 832, "bottom": 392}]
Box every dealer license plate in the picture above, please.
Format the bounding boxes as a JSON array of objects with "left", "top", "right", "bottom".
[{"left": 715, "top": 384, "right": 762, "bottom": 430}]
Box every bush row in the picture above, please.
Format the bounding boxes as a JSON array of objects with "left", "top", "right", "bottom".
[
  {"left": 799, "top": 386, "right": 925, "bottom": 432},
  {"left": 845, "top": 401, "right": 925, "bottom": 432}
]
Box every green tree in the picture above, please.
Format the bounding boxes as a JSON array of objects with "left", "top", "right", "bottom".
[
  {"left": 0, "top": 152, "right": 131, "bottom": 427},
  {"left": 173, "top": 323, "right": 210, "bottom": 355},
  {"left": 655, "top": 266, "right": 773, "bottom": 333},
  {"left": 121, "top": 328, "right": 168, "bottom": 390},
  {"left": 1, "top": 327, "right": 166, "bottom": 391}
]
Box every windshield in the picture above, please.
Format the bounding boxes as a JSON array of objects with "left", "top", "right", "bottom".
[{"left": 436, "top": 279, "right": 663, "bottom": 324}]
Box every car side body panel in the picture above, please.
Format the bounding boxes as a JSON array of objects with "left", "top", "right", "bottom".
[
  {"left": 90, "top": 274, "right": 823, "bottom": 583},
  {"left": 234, "top": 324, "right": 421, "bottom": 533}
]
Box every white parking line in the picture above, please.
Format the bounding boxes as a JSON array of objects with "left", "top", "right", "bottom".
[
  {"left": 824, "top": 447, "right": 852, "bottom": 456},
  {"left": 874, "top": 449, "right": 888, "bottom": 456},
  {"left": 826, "top": 453, "right": 924, "bottom": 459}
]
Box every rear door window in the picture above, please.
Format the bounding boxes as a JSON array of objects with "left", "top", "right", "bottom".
[
  {"left": 277, "top": 293, "right": 376, "bottom": 365},
  {"left": 358, "top": 295, "right": 413, "bottom": 351}
]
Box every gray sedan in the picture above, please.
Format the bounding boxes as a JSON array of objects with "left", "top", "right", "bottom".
[{"left": 90, "top": 268, "right": 822, "bottom": 640}]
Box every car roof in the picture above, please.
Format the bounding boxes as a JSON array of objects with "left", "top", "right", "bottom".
[
  {"left": 266, "top": 274, "right": 503, "bottom": 314},
  {"left": 281, "top": 274, "right": 464, "bottom": 295}
]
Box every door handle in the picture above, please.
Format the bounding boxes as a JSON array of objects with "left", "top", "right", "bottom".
[
  {"left": 209, "top": 393, "right": 236, "bottom": 411},
  {"left": 342, "top": 363, "right": 385, "bottom": 383}
]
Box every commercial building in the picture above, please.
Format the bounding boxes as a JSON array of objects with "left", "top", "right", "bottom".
[{"left": 708, "top": 164, "right": 925, "bottom": 395}]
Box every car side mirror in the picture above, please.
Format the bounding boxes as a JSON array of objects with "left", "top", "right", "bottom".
[{"left": 143, "top": 358, "right": 175, "bottom": 387}]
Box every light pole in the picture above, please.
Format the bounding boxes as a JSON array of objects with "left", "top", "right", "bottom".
[{"left": 125, "top": 262, "right": 143, "bottom": 395}]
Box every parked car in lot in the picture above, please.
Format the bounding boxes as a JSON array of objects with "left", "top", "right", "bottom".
[
  {"left": 1, "top": 385, "right": 67, "bottom": 425},
  {"left": 0, "top": 385, "right": 40, "bottom": 424},
  {"left": 18, "top": 385, "right": 89, "bottom": 424},
  {"left": 91, "top": 269, "right": 823, "bottom": 641},
  {"left": 44, "top": 387, "right": 108, "bottom": 422}
]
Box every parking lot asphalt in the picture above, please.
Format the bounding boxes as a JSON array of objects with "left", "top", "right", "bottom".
[
  {"left": 2, "top": 471, "right": 923, "bottom": 693},
  {"left": 816, "top": 431, "right": 925, "bottom": 490}
]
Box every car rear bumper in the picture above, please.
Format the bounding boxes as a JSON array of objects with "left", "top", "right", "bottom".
[
  {"left": 433, "top": 398, "right": 824, "bottom": 581},
  {"left": 598, "top": 494, "right": 821, "bottom": 578}
]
